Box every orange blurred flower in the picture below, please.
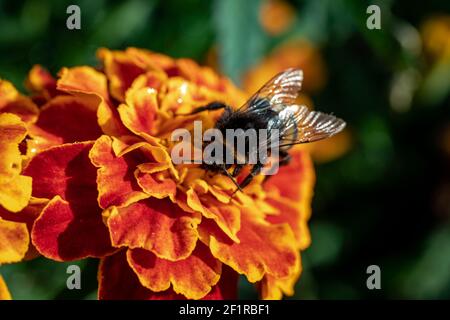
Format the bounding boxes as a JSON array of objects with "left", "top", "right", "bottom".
[
  {"left": 421, "top": 15, "right": 450, "bottom": 62},
  {"left": 259, "top": 0, "right": 296, "bottom": 36},
  {"left": 244, "top": 39, "right": 327, "bottom": 94},
  {"left": 3, "top": 48, "right": 315, "bottom": 300}
]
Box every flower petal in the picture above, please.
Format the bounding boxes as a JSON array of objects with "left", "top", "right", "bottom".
[
  {"left": 265, "top": 147, "right": 315, "bottom": 205},
  {"left": 0, "top": 217, "right": 29, "bottom": 264},
  {"left": 98, "top": 250, "right": 186, "bottom": 300},
  {"left": 259, "top": 256, "right": 302, "bottom": 300},
  {"left": 265, "top": 196, "right": 311, "bottom": 250},
  {"left": 89, "top": 135, "right": 149, "bottom": 209},
  {"left": 31, "top": 196, "right": 114, "bottom": 261},
  {"left": 0, "top": 80, "right": 39, "bottom": 123},
  {"left": 264, "top": 148, "right": 314, "bottom": 250},
  {"left": 118, "top": 86, "right": 159, "bottom": 138},
  {"left": 203, "top": 265, "right": 239, "bottom": 300},
  {"left": 135, "top": 169, "right": 177, "bottom": 200},
  {"left": 23, "top": 141, "right": 113, "bottom": 260},
  {"left": 106, "top": 198, "right": 200, "bottom": 261},
  {"left": 0, "top": 113, "right": 32, "bottom": 212},
  {"left": 0, "top": 197, "right": 48, "bottom": 261},
  {"left": 97, "top": 48, "right": 146, "bottom": 101},
  {"left": 57, "top": 66, "right": 129, "bottom": 136},
  {"left": 57, "top": 66, "right": 109, "bottom": 100},
  {"left": 28, "top": 96, "right": 102, "bottom": 152},
  {"left": 128, "top": 242, "right": 221, "bottom": 299},
  {"left": 186, "top": 190, "right": 240, "bottom": 242},
  {"left": 25, "top": 65, "right": 57, "bottom": 101},
  {"left": 200, "top": 208, "right": 299, "bottom": 283},
  {"left": 0, "top": 275, "right": 12, "bottom": 300},
  {"left": 23, "top": 141, "right": 96, "bottom": 202},
  {"left": 126, "top": 47, "right": 175, "bottom": 71}
]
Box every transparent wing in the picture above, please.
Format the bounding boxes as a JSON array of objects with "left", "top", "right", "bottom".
[
  {"left": 238, "top": 68, "right": 303, "bottom": 112},
  {"left": 277, "top": 105, "right": 347, "bottom": 146}
]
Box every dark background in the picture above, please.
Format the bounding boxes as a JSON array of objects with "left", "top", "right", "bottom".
[{"left": 1, "top": 0, "right": 450, "bottom": 299}]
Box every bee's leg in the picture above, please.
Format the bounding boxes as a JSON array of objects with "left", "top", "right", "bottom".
[
  {"left": 232, "top": 164, "right": 244, "bottom": 177},
  {"left": 221, "top": 165, "right": 243, "bottom": 193},
  {"left": 236, "top": 162, "right": 264, "bottom": 191},
  {"left": 179, "top": 102, "right": 227, "bottom": 115}
]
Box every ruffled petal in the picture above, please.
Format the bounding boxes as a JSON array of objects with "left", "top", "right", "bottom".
[
  {"left": 118, "top": 86, "right": 158, "bottom": 137},
  {"left": 0, "top": 113, "right": 32, "bottom": 212},
  {"left": 0, "top": 197, "right": 47, "bottom": 261},
  {"left": 24, "top": 141, "right": 113, "bottom": 261},
  {"left": 106, "top": 198, "right": 200, "bottom": 261},
  {"left": 89, "top": 135, "right": 149, "bottom": 209},
  {"left": 259, "top": 256, "right": 302, "bottom": 300},
  {"left": 57, "top": 66, "right": 109, "bottom": 100},
  {"left": 98, "top": 250, "right": 186, "bottom": 300},
  {"left": 0, "top": 80, "right": 39, "bottom": 123},
  {"left": 0, "top": 275, "right": 12, "bottom": 300},
  {"left": 28, "top": 96, "right": 102, "bottom": 152},
  {"left": 264, "top": 148, "right": 314, "bottom": 250},
  {"left": 200, "top": 208, "right": 299, "bottom": 283},
  {"left": 127, "top": 242, "right": 221, "bottom": 299},
  {"left": 24, "top": 141, "right": 96, "bottom": 202},
  {"left": 97, "top": 48, "right": 146, "bottom": 101},
  {"left": 31, "top": 196, "right": 114, "bottom": 261},
  {"left": 0, "top": 217, "right": 29, "bottom": 264},
  {"left": 202, "top": 265, "right": 239, "bottom": 300},
  {"left": 264, "top": 147, "right": 314, "bottom": 203},
  {"left": 25, "top": 65, "right": 57, "bottom": 101},
  {"left": 135, "top": 169, "right": 177, "bottom": 200},
  {"left": 98, "top": 250, "right": 238, "bottom": 300},
  {"left": 186, "top": 190, "right": 240, "bottom": 242},
  {"left": 265, "top": 196, "right": 311, "bottom": 250},
  {"left": 57, "top": 66, "right": 129, "bottom": 136}
]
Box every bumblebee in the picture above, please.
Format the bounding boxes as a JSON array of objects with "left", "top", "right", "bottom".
[{"left": 189, "top": 68, "right": 346, "bottom": 192}]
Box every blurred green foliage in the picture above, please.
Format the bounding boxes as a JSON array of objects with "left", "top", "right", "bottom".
[{"left": 1, "top": 0, "right": 450, "bottom": 299}]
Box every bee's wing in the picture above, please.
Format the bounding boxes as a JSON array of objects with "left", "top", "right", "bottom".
[
  {"left": 277, "top": 105, "right": 346, "bottom": 145},
  {"left": 239, "top": 68, "right": 346, "bottom": 146},
  {"left": 239, "top": 68, "right": 303, "bottom": 112}
]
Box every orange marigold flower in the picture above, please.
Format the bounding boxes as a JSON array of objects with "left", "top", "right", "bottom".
[
  {"left": 421, "top": 15, "right": 450, "bottom": 62},
  {"left": 259, "top": 0, "right": 296, "bottom": 36},
  {"left": 244, "top": 39, "right": 327, "bottom": 94},
  {"left": 22, "top": 47, "right": 314, "bottom": 300}
]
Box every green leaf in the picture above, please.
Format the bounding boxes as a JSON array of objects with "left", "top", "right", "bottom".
[{"left": 213, "top": 0, "right": 267, "bottom": 84}]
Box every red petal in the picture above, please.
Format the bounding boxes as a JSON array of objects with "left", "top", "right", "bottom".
[
  {"left": 98, "top": 250, "right": 185, "bottom": 300},
  {"left": 25, "top": 65, "right": 57, "bottom": 100},
  {"left": 200, "top": 208, "right": 299, "bottom": 283},
  {"left": 118, "top": 87, "right": 158, "bottom": 137},
  {"left": 107, "top": 198, "right": 200, "bottom": 261},
  {"left": 28, "top": 96, "right": 102, "bottom": 152},
  {"left": 97, "top": 48, "right": 147, "bottom": 101},
  {"left": 57, "top": 66, "right": 109, "bottom": 100},
  {"left": 264, "top": 147, "right": 315, "bottom": 203},
  {"left": 202, "top": 265, "right": 239, "bottom": 300},
  {"left": 89, "top": 136, "right": 149, "bottom": 209},
  {"left": 186, "top": 190, "right": 240, "bottom": 242},
  {"left": 23, "top": 142, "right": 113, "bottom": 261},
  {"left": 98, "top": 250, "right": 238, "bottom": 300},
  {"left": 31, "top": 196, "right": 114, "bottom": 261},
  {"left": 127, "top": 242, "right": 221, "bottom": 299}
]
